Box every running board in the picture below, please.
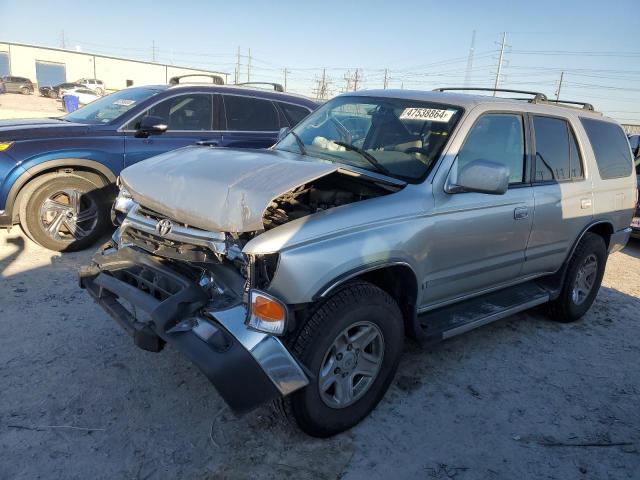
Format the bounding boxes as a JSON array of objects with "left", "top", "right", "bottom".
[{"left": 418, "top": 281, "right": 551, "bottom": 343}]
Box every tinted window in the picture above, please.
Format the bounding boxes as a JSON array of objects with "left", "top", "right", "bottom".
[
  {"left": 568, "top": 128, "right": 584, "bottom": 179},
  {"left": 581, "top": 118, "right": 633, "bottom": 179},
  {"left": 533, "top": 116, "right": 573, "bottom": 182},
  {"left": 457, "top": 113, "right": 525, "bottom": 184},
  {"left": 138, "top": 94, "right": 213, "bottom": 131},
  {"left": 279, "top": 102, "right": 311, "bottom": 126},
  {"left": 224, "top": 95, "right": 279, "bottom": 131}
]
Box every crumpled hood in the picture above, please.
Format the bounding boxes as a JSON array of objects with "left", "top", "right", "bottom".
[{"left": 120, "top": 146, "right": 339, "bottom": 232}]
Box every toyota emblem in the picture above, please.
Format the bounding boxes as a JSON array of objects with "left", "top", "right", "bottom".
[{"left": 156, "top": 219, "right": 173, "bottom": 237}]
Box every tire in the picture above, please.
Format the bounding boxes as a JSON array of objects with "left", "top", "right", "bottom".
[
  {"left": 21, "top": 86, "right": 31, "bottom": 95},
  {"left": 547, "top": 233, "right": 607, "bottom": 323},
  {"left": 95, "top": 88, "right": 104, "bottom": 96},
  {"left": 19, "top": 174, "right": 110, "bottom": 252},
  {"left": 283, "top": 281, "right": 404, "bottom": 437},
  {"left": 48, "top": 90, "right": 58, "bottom": 99}
]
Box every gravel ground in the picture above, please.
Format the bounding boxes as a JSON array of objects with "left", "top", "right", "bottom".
[
  {"left": 0, "top": 93, "right": 63, "bottom": 119},
  {"left": 1, "top": 227, "right": 639, "bottom": 479}
]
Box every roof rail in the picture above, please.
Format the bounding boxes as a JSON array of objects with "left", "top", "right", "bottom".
[
  {"left": 546, "top": 99, "right": 595, "bottom": 111},
  {"left": 169, "top": 74, "right": 225, "bottom": 86},
  {"left": 236, "top": 82, "right": 284, "bottom": 92},
  {"left": 433, "top": 87, "right": 548, "bottom": 102}
]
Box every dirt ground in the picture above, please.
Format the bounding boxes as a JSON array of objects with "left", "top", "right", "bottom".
[
  {"left": 0, "top": 226, "right": 639, "bottom": 480},
  {"left": 0, "top": 92, "right": 63, "bottom": 119}
]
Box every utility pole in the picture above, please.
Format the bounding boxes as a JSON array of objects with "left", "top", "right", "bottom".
[
  {"left": 235, "top": 46, "right": 240, "bottom": 84},
  {"left": 555, "top": 71, "right": 564, "bottom": 101},
  {"left": 464, "top": 30, "right": 476, "bottom": 86},
  {"left": 247, "top": 48, "right": 251, "bottom": 82},
  {"left": 283, "top": 68, "right": 289, "bottom": 92},
  {"left": 313, "top": 68, "right": 331, "bottom": 100},
  {"left": 493, "top": 32, "right": 507, "bottom": 96},
  {"left": 343, "top": 70, "right": 352, "bottom": 93},
  {"left": 152, "top": 40, "right": 157, "bottom": 62},
  {"left": 60, "top": 30, "right": 66, "bottom": 49},
  {"left": 383, "top": 68, "right": 389, "bottom": 89},
  {"left": 353, "top": 69, "right": 361, "bottom": 91}
]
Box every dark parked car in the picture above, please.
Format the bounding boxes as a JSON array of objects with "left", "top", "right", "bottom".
[
  {"left": 39, "top": 82, "right": 85, "bottom": 99},
  {"left": 0, "top": 77, "right": 5, "bottom": 94},
  {"left": 1, "top": 76, "right": 34, "bottom": 94},
  {"left": 0, "top": 83, "right": 318, "bottom": 251}
]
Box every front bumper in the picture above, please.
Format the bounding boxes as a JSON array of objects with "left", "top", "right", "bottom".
[{"left": 79, "top": 245, "right": 308, "bottom": 413}]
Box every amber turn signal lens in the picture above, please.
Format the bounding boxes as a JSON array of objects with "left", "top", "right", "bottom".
[{"left": 252, "top": 295, "right": 285, "bottom": 322}]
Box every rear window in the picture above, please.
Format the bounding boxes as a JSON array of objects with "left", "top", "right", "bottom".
[
  {"left": 278, "top": 102, "right": 311, "bottom": 126},
  {"left": 581, "top": 118, "right": 633, "bottom": 179},
  {"left": 223, "top": 95, "right": 279, "bottom": 131}
]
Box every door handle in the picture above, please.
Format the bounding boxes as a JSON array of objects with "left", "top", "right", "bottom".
[
  {"left": 581, "top": 198, "right": 592, "bottom": 209},
  {"left": 514, "top": 207, "right": 529, "bottom": 220}
]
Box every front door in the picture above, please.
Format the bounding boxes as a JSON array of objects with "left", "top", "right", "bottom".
[
  {"left": 123, "top": 93, "right": 223, "bottom": 166},
  {"left": 424, "top": 112, "right": 534, "bottom": 306}
]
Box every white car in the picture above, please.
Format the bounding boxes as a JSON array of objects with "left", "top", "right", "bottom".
[
  {"left": 60, "top": 87, "right": 101, "bottom": 105},
  {"left": 76, "top": 78, "right": 105, "bottom": 95}
]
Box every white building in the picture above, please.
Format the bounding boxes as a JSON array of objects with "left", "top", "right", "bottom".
[{"left": 0, "top": 41, "right": 228, "bottom": 90}]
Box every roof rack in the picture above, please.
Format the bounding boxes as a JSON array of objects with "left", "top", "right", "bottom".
[
  {"left": 547, "top": 99, "right": 595, "bottom": 111},
  {"left": 169, "top": 74, "right": 225, "bottom": 86},
  {"left": 434, "top": 87, "right": 548, "bottom": 102},
  {"left": 236, "top": 82, "right": 284, "bottom": 92}
]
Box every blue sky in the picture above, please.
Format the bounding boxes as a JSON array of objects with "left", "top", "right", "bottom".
[{"left": 1, "top": 0, "right": 639, "bottom": 122}]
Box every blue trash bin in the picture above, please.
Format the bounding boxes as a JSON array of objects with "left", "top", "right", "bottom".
[{"left": 63, "top": 94, "right": 79, "bottom": 113}]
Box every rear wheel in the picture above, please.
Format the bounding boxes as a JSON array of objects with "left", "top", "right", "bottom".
[
  {"left": 547, "top": 233, "right": 607, "bottom": 322},
  {"left": 284, "top": 282, "right": 404, "bottom": 437},
  {"left": 20, "top": 175, "right": 110, "bottom": 252},
  {"left": 20, "top": 86, "right": 30, "bottom": 95},
  {"left": 48, "top": 90, "right": 58, "bottom": 99}
]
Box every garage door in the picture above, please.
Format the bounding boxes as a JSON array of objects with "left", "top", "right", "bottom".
[
  {"left": 35, "top": 61, "right": 66, "bottom": 87},
  {"left": 0, "top": 52, "right": 9, "bottom": 76}
]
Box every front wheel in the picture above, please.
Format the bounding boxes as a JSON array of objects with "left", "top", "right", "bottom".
[
  {"left": 547, "top": 233, "right": 607, "bottom": 322},
  {"left": 284, "top": 282, "right": 404, "bottom": 437},
  {"left": 20, "top": 174, "right": 110, "bottom": 252}
]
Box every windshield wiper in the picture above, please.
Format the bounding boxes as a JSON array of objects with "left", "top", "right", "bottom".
[
  {"left": 289, "top": 131, "right": 307, "bottom": 155},
  {"left": 332, "top": 141, "right": 392, "bottom": 176}
]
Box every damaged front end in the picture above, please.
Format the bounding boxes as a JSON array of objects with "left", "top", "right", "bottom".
[{"left": 79, "top": 204, "right": 308, "bottom": 413}]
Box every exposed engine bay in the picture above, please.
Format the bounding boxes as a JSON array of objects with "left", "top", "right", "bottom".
[{"left": 262, "top": 171, "right": 400, "bottom": 230}]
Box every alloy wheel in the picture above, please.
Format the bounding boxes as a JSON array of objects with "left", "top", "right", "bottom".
[
  {"left": 319, "top": 321, "right": 385, "bottom": 409},
  {"left": 572, "top": 254, "right": 598, "bottom": 305},
  {"left": 38, "top": 188, "right": 99, "bottom": 242}
]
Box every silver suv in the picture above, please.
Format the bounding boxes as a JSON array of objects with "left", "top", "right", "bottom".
[{"left": 80, "top": 88, "right": 637, "bottom": 437}]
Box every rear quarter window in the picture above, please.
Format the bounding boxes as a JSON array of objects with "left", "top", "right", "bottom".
[{"left": 581, "top": 118, "right": 633, "bottom": 179}]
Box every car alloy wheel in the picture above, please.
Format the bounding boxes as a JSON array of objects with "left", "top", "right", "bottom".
[
  {"left": 571, "top": 253, "right": 598, "bottom": 305},
  {"left": 38, "top": 188, "right": 99, "bottom": 241},
  {"left": 318, "top": 320, "right": 385, "bottom": 409}
]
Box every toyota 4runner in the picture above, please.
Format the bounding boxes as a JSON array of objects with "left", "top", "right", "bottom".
[{"left": 80, "top": 88, "right": 637, "bottom": 437}]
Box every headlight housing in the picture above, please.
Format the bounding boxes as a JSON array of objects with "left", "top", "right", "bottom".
[
  {"left": 113, "top": 186, "right": 136, "bottom": 215},
  {"left": 246, "top": 290, "right": 288, "bottom": 335}
]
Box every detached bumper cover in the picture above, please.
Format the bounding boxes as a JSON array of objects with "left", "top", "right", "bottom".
[{"left": 79, "top": 245, "right": 308, "bottom": 413}]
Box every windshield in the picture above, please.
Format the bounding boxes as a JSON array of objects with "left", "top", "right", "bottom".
[
  {"left": 275, "top": 96, "right": 463, "bottom": 182},
  {"left": 62, "top": 87, "right": 163, "bottom": 124}
]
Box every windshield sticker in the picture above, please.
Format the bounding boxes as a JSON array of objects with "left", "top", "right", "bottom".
[
  {"left": 399, "top": 108, "right": 456, "bottom": 122},
  {"left": 113, "top": 99, "right": 136, "bottom": 107}
]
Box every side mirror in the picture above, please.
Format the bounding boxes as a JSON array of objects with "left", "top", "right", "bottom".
[
  {"left": 447, "top": 159, "right": 509, "bottom": 195},
  {"left": 135, "top": 115, "right": 168, "bottom": 138},
  {"left": 277, "top": 127, "right": 290, "bottom": 142}
]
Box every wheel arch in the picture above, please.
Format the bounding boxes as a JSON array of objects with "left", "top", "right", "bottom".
[
  {"left": 314, "top": 261, "right": 421, "bottom": 339},
  {"left": 7, "top": 159, "right": 117, "bottom": 223}
]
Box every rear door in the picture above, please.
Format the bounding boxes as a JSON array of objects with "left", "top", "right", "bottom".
[
  {"left": 123, "top": 93, "right": 223, "bottom": 166},
  {"left": 522, "top": 114, "right": 592, "bottom": 275},
  {"left": 219, "top": 94, "right": 282, "bottom": 148}
]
